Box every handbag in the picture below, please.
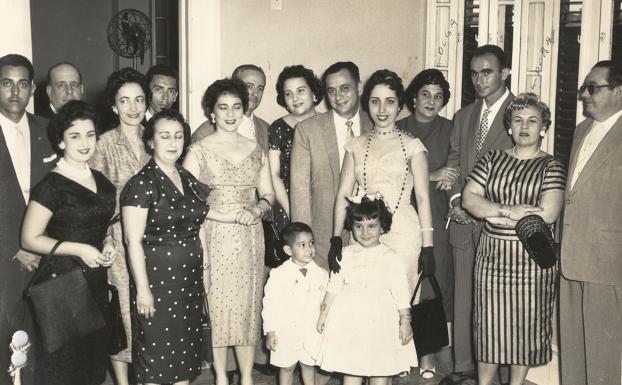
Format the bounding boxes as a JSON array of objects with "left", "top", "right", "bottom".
[
  {"left": 201, "top": 292, "right": 213, "bottom": 363},
  {"left": 262, "top": 219, "right": 288, "bottom": 268},
  {"left": 410, "top": 275, "right": 449, "bottom": 357},
  {"left": 105, "top": 284, "right": 127, "bottom": 355},
  {"left": 25, "top": 241, "right": 106, "bottom": 353},
  {"left": 515, "top": 214, "right": 557, "bottom": 269}
]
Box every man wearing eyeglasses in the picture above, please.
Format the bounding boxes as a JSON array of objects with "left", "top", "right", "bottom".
[{"left": 559, "top": 60, "right": 622, "bottom": 385}]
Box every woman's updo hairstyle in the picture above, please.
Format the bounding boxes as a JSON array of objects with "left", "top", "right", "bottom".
[
  {"left": 503, "top": 92, "right": 552, "bottom": 131},
  {"left": 48, "top": 100, "right": 99, "bottom": 156},
  {"left": 361, "top": 69, "right": 405, "bottom": 113}
]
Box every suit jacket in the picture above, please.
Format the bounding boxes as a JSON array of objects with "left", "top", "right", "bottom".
[
  {"left": 561, "top": 114, "right": 622, "bottom": 286},
  {"left": 446, "top": 93, "right": 514, "bottom": 246},
  {"left": 191, "top": 114, "right": 270, "bottom": 150},
  {"left": 289, "top": 110, "right": 373, "bottom": 267},
  {"left": 0, "top": 113, "right": 55, "bottom": 316}
]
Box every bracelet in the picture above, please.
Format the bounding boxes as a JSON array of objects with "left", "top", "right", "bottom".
[
  {"left": 420, "top": 228, "right": 434, "bottom": 232},
  {"left": 258, "top": 197, "right": 272, "bottom": 208}
]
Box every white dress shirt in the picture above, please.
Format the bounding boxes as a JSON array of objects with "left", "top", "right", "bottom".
[
  {"left": 570, "top": 109, "right": 622, "bottom": 189},
  {"left": 333, "top": 109, "right": 362, "bottom": 168},
  {"left": 238, "top": 114, "right": 257, "bottom": 142},
  {"left": 0, "top": 113, "right": 31, "bottom": 202},
  {"left": 479, "top": 88, "right": 510, "bottom": 125}
]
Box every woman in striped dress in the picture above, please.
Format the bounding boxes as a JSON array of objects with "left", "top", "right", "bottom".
[{"left": 462, "top": 93, "right": 566, "bottom": 385}]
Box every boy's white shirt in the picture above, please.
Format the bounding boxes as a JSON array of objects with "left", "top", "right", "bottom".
[{"left": 262, "top": 258, "right": 328, "bottom": 351}]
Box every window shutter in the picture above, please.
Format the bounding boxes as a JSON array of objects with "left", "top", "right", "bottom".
[{"left": 553, "top": 1, "right": 582, "bottom": 167}]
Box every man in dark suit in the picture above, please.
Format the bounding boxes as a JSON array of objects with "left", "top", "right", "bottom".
[
  {"left": 441, "top": 45, "right": 514, "bottom": 385},
  {"left": 559, "top": 60, "right": 622, "bottom": 385},
  {"left": 0, "top": 54, "right": 56, "bottom": 385},
  {"left": 37, "top": 62, "right": 84, "bottom": 119},
  {"left": 290, "top": 61, "right": 373, "bottom": 268},
  {"left": 192, "top": 64, "right": 269, "bottom": 149},
  {"left": 145, "top": 63, "right": 178, "bottom": 121}
]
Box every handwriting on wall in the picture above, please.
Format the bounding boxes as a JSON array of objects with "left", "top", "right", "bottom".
[
  {"left": 436, "top": 18, "right": 459, "bottom": 67},
  {"left": 529, "top": 34, "right": 554, "bottom": 93}
]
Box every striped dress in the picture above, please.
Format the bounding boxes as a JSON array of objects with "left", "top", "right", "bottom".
[{"left": 469, "top": 150, "right": 566, "bottom": 365}]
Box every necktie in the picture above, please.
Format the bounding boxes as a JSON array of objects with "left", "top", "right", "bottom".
[
  {"left": 345, "top": 120, "right": 354, "bottom": 139},
  {"left": 14, "top": 124, "right": 30, "bottom": 200},
  {"left": 299, "top": 268, "right": 307, "bottom": 277},
  {"left": 475, "top": 108, "right": 491, "bottom": 156}
]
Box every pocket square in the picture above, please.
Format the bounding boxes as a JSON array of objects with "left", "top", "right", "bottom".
[{"left": 43, "top": 154, "right": 58, "bottom": 163}]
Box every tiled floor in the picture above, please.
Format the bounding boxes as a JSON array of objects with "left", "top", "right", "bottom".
[{"left": 102, "top": 347, "right": 537, "bottom": 385}]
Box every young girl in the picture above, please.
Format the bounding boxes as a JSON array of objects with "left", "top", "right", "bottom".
[{"left": 316, "top": 194, "right": 417, "bottom": 385}]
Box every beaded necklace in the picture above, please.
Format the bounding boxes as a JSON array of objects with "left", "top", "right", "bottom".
[{"left": 362, "top": 127, "right": 409, "bottom": 213}]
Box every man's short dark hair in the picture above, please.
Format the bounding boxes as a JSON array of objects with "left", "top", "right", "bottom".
[
  {"left": 321, "top": 61, "right": 361, "bottom": 87},
  {"left": 281, "top": 222, "right": 314, "bottom": 247},
  {"left": 146, "top": 64, "right": 178, "bottom": 84},
  {"left": 472, "top": 44, "right": 508, "bottom": 69},
  {"left": 232, "top": 64, "right": 265, "bottom": 80},
  {"left": 0, "top": 54, "right": 34, "bottom": 81},
  {"left": 593, "top": 60, "right": 622, "bottom": 87},
  {"left": 47, "top": 62, "right": 82, "bottom": 84}
]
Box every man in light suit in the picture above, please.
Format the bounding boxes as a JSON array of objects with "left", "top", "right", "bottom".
[
  {"left": 290, "top": 61, "right": 373, "bottom": 269},
  {"left": 559, "top": 60, "right": 622, "bottom": 385},
  {"left": 0, "top": 54, "right": 56, "bottom": 385},
  {"left": 441, "top": 45, "right": 514, "bottom": 385},
  {"left": 192, "top": 64, "right": 269, "bottom": 150}
]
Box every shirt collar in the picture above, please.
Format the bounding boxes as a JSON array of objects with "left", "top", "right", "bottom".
[
  {"left": 332, "top": 108, "right": 361, "bottom": 128},
  {"left": 593, "top": 109, "right": 622, "bottom": 130},
  {"left": 483, "top": 88, "right": 510, "bottom": 115},
  {"left": 0, "top": 111, "right": 28, "bottom": 132}
]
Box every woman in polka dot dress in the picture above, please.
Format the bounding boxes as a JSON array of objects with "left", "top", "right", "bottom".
[
  {"left": 183, "top": 78, "right": 275, "bottom": 385},
  {"left": 121, "top": 111, "right": 238, "bottom": 384}
]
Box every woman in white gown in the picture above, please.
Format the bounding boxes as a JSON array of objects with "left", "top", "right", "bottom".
[{"left": 331, "top": 69, "right": 435, "bottom": 292}]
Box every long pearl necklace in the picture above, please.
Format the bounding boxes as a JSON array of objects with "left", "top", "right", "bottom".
[
  {"left": 512, "top": 146, "right": 540, "bottom": 160},
  {"left": 362, "top": 127, "right": 409, "bottom": 214},
  {"left": 57, "top": 157, "right": 92, "bottom": 179}
]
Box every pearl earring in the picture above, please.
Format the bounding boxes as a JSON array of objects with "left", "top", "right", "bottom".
[
  {"left": 210, "top": 115, "right": 216, "bottom": 124},
  {"left": 508, "top": 128, "right": 512, "bottom": 135},
  {"left": 540, "top": 131, "right": 546, "bottom": 137}
]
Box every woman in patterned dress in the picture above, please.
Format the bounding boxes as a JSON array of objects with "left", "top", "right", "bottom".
[
  {"left": 183, "top": 78, "right": 275, "bottom": 385},
  {"left": 462, "top": 93, "right": 566, "bottom": 385},
  {"left": 268, "top": 65, "right": 322, "bottom": 230},
  {"left": 89, "top": 68, "right": 151, "bottom": 385},
  {"left": 122, "top": 110, "right": 232, "bottom": 384}
]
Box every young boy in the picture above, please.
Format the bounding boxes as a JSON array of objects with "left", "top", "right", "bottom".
[{"left": 262, "top": 222, "right": 329, "bottom": 385}]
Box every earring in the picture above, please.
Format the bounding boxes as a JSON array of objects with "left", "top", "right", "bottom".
[
  {"left": 210, "top": 114, "right": 216, "bottom": 124},
  {"left": 59, "top": 142, "right": 66, "bottom": 150},
  {"left": 540, "top": 130, "right": 546, "bottom": 137},
  {"left": 508, "top": 128, "right": 512, "bottom": 135},
  {"left": 112, "top": 107, "right": 118, "bottom": 115}
]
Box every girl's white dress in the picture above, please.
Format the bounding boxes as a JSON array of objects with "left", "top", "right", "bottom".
[{"left": 316, "top": 242, "right": 418, "bottom": 376}]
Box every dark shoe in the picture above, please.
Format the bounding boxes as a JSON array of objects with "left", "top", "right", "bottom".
[{"left": 439, "top": 371, "right": 476, "bottom": 385}]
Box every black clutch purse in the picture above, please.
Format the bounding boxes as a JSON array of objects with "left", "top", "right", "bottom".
[
  {"left": 515, "top": 215, "right": 557, "bottom": 269},
  {"left": 25, "top": 241, "right": 105, "bottom": 353},
  {"left": 262, "top": 219, "right": 288, "bottom": 268},
  {"left": 410, "top": 275, "right": 449, "bottom": 357},
  {"left": 105, "top": 284, "right": 127, "bottom": 355}
]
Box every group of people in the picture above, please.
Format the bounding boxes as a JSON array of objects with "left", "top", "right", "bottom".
[{"left": 0, "top": 42, "right": 619, "bottom": 385}]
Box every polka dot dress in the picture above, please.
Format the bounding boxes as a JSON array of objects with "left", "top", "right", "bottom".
[
  {"left": 121, "top": 159, "right": 209, "bottom": 383},
  {"left": 185, "top": 143, "right": 265, "bottom": 347}
]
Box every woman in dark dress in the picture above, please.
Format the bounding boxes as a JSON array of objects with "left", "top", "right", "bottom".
[
  {"left": 121, "top": 110, "right": 238, "bottom": 385},
  {"left": 462, "top": 93, "right": 566, "bottom": 385},
  {"left": 269, "top": 65, "right": 323, "bottom": 230},
  {"left": 21, "top": 101, "right": 117, "bottom": 385},
  {"left": 396, "top": 69, "right": 459, "bottom": 379}
]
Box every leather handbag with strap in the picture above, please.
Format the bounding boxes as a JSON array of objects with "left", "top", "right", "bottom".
[
  {"left": 410, "top": 274, "right": 449, "bottom": 357},
  {"left": 24, "top": 241, "right": 106, "bottom": 353}
]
